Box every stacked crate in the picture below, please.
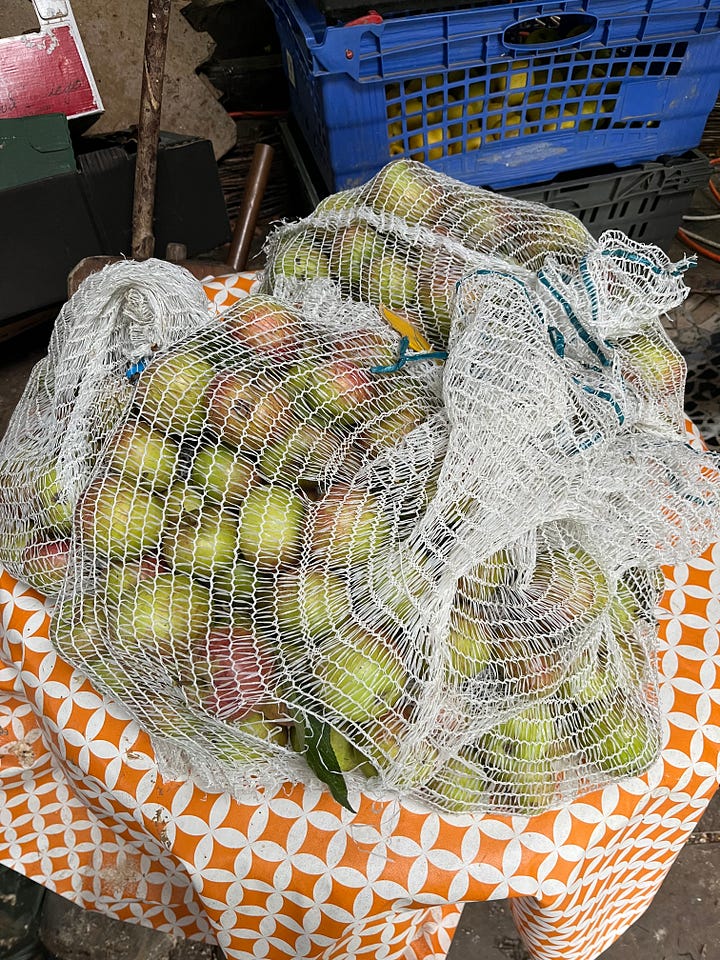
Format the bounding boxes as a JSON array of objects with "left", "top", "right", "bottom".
[{"left": 268, "top": 0, "right": 720, "bottom": 245}]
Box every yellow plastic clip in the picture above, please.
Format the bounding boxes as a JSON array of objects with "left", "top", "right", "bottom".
[{"left": 380, "top": 305, "right": 434, "bottom": 354}]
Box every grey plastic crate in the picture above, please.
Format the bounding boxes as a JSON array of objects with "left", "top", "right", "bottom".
[{"left": 508, "top": 150, "right": 711, "bottom": 250}]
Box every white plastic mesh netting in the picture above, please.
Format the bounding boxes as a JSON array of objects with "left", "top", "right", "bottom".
[
  {"left": 3, "top": 161, "right": 720, "bottom": 816},
  {"left": 0, "top": 259, "right": 213, "bottom": 597}
]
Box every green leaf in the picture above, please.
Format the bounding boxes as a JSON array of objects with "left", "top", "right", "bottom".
[{"left": 298, "top": 714, "right": 356, "bottom": 813}]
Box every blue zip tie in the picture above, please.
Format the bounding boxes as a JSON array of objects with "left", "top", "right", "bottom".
[
  {"left": 371, "top": 335, "right": 448, "bottom": 374},
  {"left": 126, "top": 359, "right": 148, "bottom": 381}
]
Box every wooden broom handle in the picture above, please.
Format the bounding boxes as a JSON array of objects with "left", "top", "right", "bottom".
[{"left": 132, "top": 0, "right": 172, "bottom": 260}]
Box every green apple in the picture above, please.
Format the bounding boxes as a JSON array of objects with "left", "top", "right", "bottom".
[
  {"left": 271, "top": 233, "right": 331, "bottom": 283},
  {"left": 78, "top": 473, "right": 164, "bottom": 560},
  {"left": 331, "top": 223, "right": 385, "bottom": 292},
  {"left": 206, "top": 369, "right": 295, "bottom": 452},
  {"left": 359, "top": 402, "right": 427, "bottom": 454},
  {"left": 238, "top": 485, "right": 306, "bottom": 568},
  {"left": 418, "top": 254, "right": 467, "bottom": 339},
  {"left": 164, "top": 507, "right": 240, "bottom": 581},
  {"left": 308, "top": 483, "right": 390, "bottom": 568},
  {"left": 107, "top": 418, "right": 179, "bottom": 493},
  {"left": 51, "top": 596, "right": 108, "bottom": 662},
  {"left": 369, "top": 251, "right": 419, "bottom": 313},
  {"left": 559, "top": 650, "right": 618, "bottom": 709},
  {"left": 103, "top": 554, "right": 166, "bottom": 606},
  {"left": 614, "top": 333, "right": 686, "bottom": 395},
  {"left": 37, "top": 462, "right": 73, "bottom": 533},
  {"left": 257, "top": 420, "right": 345, "bottom": 489},
  {"left": 575, "top": 697, "right": 658, "bottom": 776},
  {"left": 479, "top": 702, "right": 558, "bottom": 812},
  {"left": 165, "top": 483, "right": 205, "bottom": 525},
  {"left": 134, "top": 348, "right": 216, "bottom": 435},
  {"left": 274, "top": 568, "right": 352, "bottom": 646},
  {"left": 445, "top": 605, "right": 492, "bottom": 679},
  {"left": 189, "top": 442, "right": 255, "bottom": 507},
  {"left": 525, "top": 545, "right": 610, "bottom": 632},
  {"left": 368, "top": 160, "right": 445, "bottom": 224},
  {"left": 212, "top": 558, "right": 255, "bottom": 603},
  {"left": 216, "top": 712, "right": 288, "bottom": 764},
  {"left": 457, "top": 548, "right": 514, "bottom": 602},
  {"left": 108, "top": 571, "right": 211, "bottom": 660},
  {"left": 313, "top": 628, "right": 406, "bottom": 723},
  {"left": 427, "top": 750, "right": 488, "bottom": 811}
]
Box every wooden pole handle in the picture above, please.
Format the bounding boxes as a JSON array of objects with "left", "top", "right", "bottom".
[
  {"left": 226, "top": 142, "right": 275, "bottom": 273},
  {"left": 131, "top": 0, "right": 172, "bottom": 261}
]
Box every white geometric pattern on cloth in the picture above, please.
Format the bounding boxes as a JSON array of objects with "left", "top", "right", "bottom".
[{"left": 0, "top": 274, "right": 717, "bottom": 960}]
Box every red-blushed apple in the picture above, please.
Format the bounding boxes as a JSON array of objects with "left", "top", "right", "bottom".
[
  {"left": 201, "top": 626, "right": 278, "bottom": 721},
  {"left": 21, "top": 536, "right": 71, "bottom": 595},
  {"left": 222, "top": 295, "right": 303, "bottom": 362},
  {"left": 189, "top": 441, "right": 255, "bottom": 507},
  {"left": 206, "top": 369, "right": 295, "bottom": 451},
  {"left": 273, "top": 568, "right": 353, "bottom": 647},
  {"left": 288, "top": 352, "right": 378, "bottom": 427},
  {"left": 107, "top": 571, "right": 211, "bottom": 661},
  {"left": 163, "top": 507, "right": 240, "bottom": 581},
  {"left": 134, "top": 348, "right": 216, "bottom": 435},
  {"left": 238, "top": 485, "right": 306, "bottom": 568},
  {"left": 106, "top": 418, "right": 179, "bottom": 493},
  {"left": 312, "top": 627, "right": 406, "bottom": 723},
  {"left": 78, "top": 473, "right": 164, "bottom": 560},
  {"left": 615, "top": 333, "right": 686, "bottom": 396},
  {"left": 308, "top": 483, "right": 390, "bottom": 568}
]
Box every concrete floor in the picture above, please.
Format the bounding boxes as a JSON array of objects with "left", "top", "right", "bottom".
[{"left": 1, "top": 238, "right": 720, "bottom": 959}]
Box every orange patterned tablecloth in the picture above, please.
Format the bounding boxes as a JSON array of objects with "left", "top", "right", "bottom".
[{"left": 1, "top": 272, "right": 719, "bottom": 960}]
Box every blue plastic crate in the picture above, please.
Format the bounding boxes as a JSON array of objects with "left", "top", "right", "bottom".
[{"left": 268, "top": 0, "right": 720, "bottom": 191}]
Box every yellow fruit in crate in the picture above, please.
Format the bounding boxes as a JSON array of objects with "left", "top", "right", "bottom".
[
  {"left": 525, "top": 27, "right": 558, "bottom": 44},
  {"left": 490, "top": 59, "right": 531, "bottom": 106},
  {"left": 465, "top": 120, "right": 483, "bottom": 151},
  {"left": 578, "top": 101, "right": 599, "bottom": 131},
  {"left": 426, "top": 73, "right": 444, "bottom": 89},
  {"left": 408, "top": 127, "right": 445, "bottom": 161},
  {"left": 405, "top": 78, "right": 423, "bottom": 95}
]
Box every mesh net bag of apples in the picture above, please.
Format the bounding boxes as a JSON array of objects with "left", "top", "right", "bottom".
[{"left": 3, "top": 159, "right": 720, "bottom": 815}]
